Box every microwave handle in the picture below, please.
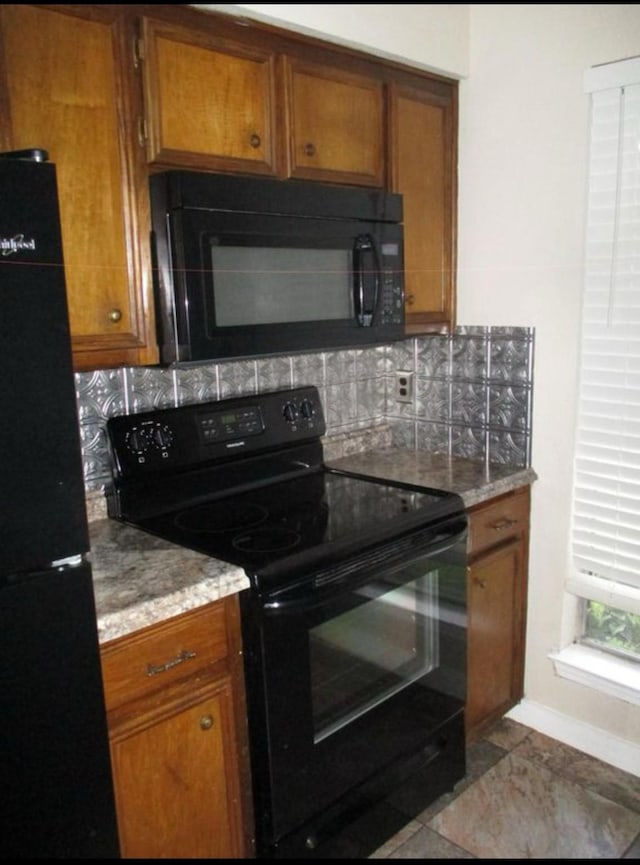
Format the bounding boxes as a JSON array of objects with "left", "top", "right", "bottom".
[{"left": 353, "top": 234, "right": 380, "bottom": 327}]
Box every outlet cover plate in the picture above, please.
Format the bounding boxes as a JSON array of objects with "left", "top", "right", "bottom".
[{"left": 395, "top": 370, "right": 414, "bottom": 403}]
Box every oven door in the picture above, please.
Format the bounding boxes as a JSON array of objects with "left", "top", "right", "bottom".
[{"left": 240, "top": 518, "right": 467, "bottom": 859}]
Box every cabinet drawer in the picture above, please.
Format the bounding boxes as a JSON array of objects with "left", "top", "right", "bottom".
[
  {"left": 101, "top": 602, "right": 228, "bottom": 711},
  {"left": 467, "top": 489, "right": 529, "bottom": 557}
]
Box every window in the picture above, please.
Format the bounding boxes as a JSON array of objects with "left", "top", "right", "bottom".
[{"left": 561, "top": 57, "right": 640, "bottom": 695}]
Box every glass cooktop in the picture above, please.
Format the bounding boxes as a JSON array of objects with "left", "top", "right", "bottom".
[{"left": 128, "top": 468, "right": 462, "bottom": 576}]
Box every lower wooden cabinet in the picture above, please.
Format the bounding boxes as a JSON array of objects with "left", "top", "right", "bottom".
[
  {"left": 100, "top": 596, "right": 253, "bottom": 859},
  {"left": 465, "top": 487, "right": 530, "bottom": 742}
]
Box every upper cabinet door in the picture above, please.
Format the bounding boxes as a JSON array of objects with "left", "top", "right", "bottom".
[
  {"left": 0, "top": 4, "right": 157, "bottom": 370},
  {"left": 389, "top": 81, "right": 457, "bottom": 331},
  {"left": 140, "top": 17, "right": 280, "bottom": 176},
  {"left": 285, "top": 58, "right": 384, "bottom": 187}
]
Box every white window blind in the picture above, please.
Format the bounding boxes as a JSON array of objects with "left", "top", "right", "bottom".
[{"left": 570, "top": 58, "right": 640, "bottom": 611}]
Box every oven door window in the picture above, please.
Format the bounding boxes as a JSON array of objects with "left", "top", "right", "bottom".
[{"left": 311, "top": 571, "right": 438, "bottom": 743}]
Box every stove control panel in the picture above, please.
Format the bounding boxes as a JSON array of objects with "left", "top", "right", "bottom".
[
  {"left": 198, "top": 405, "right": 264, "bottom": 444},
  {"left": 106, "top": 386, "right": 326, "bottom": 478}
]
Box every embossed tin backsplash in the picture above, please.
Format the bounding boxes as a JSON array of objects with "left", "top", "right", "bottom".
[{"left": 76, "top": 326, "right": 534, "bottom": 491}]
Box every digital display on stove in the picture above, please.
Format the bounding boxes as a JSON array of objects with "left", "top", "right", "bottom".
[{"left": 198, "top": 406, "right": 264, "bottom": 444}]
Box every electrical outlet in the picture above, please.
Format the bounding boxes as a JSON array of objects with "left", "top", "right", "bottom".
[{"left": 394, "top": 370, "right": 414, "bottom": 403}]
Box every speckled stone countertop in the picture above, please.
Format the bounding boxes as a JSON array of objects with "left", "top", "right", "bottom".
[
  {"left": 89, "top": 519, "right": 249, "bottom": 645},
  {"left": 88, "top": 443, "right": 536, "bottom": 645},
  {"left": 326, "top": 448, "right": 537, "bottom": 509}
]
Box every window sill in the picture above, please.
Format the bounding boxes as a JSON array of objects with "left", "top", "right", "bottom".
[{"left": 550, "top": 644, "right": 640, "bottom": 706}]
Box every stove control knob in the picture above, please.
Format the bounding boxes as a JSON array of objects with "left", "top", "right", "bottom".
[
  {"left": 126, "top": 428, "right": 148, "bottom": 454},
  {"left": 151, "top": 423, "right": 173, "bottom": 450},
  {"left": 282, "top": 402, "right": 298, "bottom": 424},
  {"left": 299, "top": 399, "right": 315, "bottom": 420}
]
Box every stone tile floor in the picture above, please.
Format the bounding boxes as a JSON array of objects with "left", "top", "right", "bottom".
[{"left": 371, "top": 718, "right": 640, "bottom": 859}]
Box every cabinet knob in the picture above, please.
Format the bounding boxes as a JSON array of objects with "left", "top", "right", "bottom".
[
  {"left": 406, "top": 294, "right": 415, "bottom": 306},
  {"left": 108, "top": 308, "right": 122, "bottom": 323},
  {"left": 199, "top": 714, "right": 214, "bottom": 730},
  {"left": 473, "top": 577, "right": 487, "bottom": 589},
  {"left": 303, "top": 142, "right": 316, "bottom": 157},
  {"left": 249, "top": 133, "right": 261, "bottom": 149}
]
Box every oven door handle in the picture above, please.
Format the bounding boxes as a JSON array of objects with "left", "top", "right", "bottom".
[{"left": 262, "top": 528, "right": 467, "bottom": 615}]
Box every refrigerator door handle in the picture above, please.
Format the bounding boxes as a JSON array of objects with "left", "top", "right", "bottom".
[{"left": 51, "top": 553, "right": 84, "bottom": 568}]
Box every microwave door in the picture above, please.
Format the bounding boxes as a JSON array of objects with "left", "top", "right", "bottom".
[{"left": 353, "top": 234, "right": 380, "bottom": 327}]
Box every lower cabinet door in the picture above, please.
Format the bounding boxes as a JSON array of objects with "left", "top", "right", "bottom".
[
  {"left": 466, "top": 538, "right": 524, "bottom": 738},
  {"left": 110, "top": 681, "right": 242, "bottom": 858}
]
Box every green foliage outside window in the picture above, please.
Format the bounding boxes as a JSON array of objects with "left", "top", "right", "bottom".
[{"left": 585, "top": 601, "right": 640, "bottom": 660}]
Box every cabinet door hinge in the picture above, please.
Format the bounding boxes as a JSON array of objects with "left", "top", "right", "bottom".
[
  {"left": 137, "top": 116, "right": 148, "bottom": 147},
  {"left": 133, "top": 35, "right": 145, "bottom": 69}
]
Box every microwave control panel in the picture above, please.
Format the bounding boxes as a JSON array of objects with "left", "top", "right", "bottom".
[
  {"left": 378, "top": 240, "right": 403, "bottom": 325},
  {"left": 380, "top": 273, "right": 403, "bottom": 325}
]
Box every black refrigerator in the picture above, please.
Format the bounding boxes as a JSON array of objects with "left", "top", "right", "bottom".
[{"left": 0, "top": 150, "right": 120, "bottom": 857}]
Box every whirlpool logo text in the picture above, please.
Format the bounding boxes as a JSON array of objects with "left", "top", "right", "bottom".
[{"left": 0, "top": 234, "right": 36, "bottom": 256}]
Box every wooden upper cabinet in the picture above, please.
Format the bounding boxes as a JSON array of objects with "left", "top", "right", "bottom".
[
  {"left": 0, "top": 3, "right": 459, "bottom": 370},
  {"left": 389, "top": 81, "right": 457, "bottom": 331},
  {"left": 285, "top": 58, "right": 384, "bottom": 187},
  {"left": 140, "top": 17, "right": 280, "bottom": 175},
  {"left": 0, "top": 4, "right": 157, "bottom": 370},
  {"left": 140, "top": 18, "right": 385, "bottom": 188}
]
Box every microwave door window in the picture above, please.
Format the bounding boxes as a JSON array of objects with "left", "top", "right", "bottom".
[{"left": 208, "top": 246, "right": 353, "bottom": 327}]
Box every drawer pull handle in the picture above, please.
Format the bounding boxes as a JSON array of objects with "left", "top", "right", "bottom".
[
  {"left": 303, "top": 142, "right": 316, "bottom": 157},
  {"left": 474, "top": 577, "right": 487, "bottom": 589},
  {"left": 146, "top": 649, "right": 196, "bottom": 677},
  {"left": 249, "top": 132, "right": 261, "bottom": 149},
  {"left": 490, "top": 518, "right": 518, "bottom": 532},
  {"left": 199, "top": 715, "right": 214, "bottom": 731}
]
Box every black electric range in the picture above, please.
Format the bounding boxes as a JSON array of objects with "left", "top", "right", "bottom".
[{"left": 105, "top": 386, "right": 469, "bottom": 859}]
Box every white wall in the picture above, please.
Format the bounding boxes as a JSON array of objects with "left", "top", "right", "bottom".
[
  {"left": 197, "top": 3, "right": 640, "bottom": 770},
  {"left": 197, "top": 4, "right": 469, "bottom": 77},
  {"left": 457, "top": 4, "right": 640, "bottom": 768}
]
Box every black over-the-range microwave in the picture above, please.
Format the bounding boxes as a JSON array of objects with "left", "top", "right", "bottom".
[{"left": 149, "top": 170, "right": 405, "bottom": 364}]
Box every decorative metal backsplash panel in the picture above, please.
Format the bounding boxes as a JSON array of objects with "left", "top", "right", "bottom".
[
  {"left": 75, "top": 327, "right": 534, "bottom": 490},
  {"left": 386, "top": 326, "right": 535, "bottom": 466}
]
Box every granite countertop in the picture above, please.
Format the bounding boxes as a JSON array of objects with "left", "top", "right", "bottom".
[
  {"left": 89, "top": 448, "right": 536, "bottom": 645},
  {"left": 325, "top": 448, "right": 537, "bottom": 509},
  {"left": 89, "top": 519, "right": 249, "bottom": 645}
]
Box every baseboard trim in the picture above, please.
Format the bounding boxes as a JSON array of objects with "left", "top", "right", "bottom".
[{"left": 506, "top": 698, "right": 640, "bottom": 778}]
